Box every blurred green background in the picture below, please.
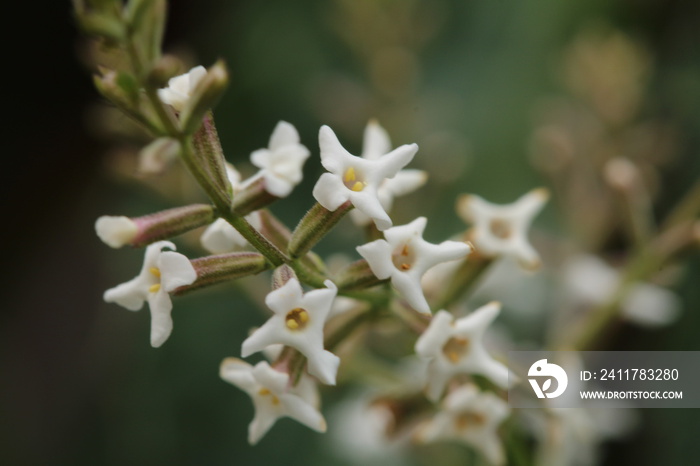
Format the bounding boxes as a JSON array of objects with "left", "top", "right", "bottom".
[{"left": 2, "top": 0, "right": 699, "bottom": 465}]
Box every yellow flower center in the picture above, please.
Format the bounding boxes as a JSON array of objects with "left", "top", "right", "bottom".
[
  {"left": 343, "top": 166, "right": 367, "bottom": 192},
  {"left": 489, "top": 218, "right": 512, "bottom": 239},
  {"left": 392, "top": 243, "right": 415, "bottom": 271},
  {"left": 149, "top": 267, "right": 162, "bottom": 293},
  {"left": 454, "top": 411, "right": 486, "bottom": 431},
  {"left": 285, "top": 308, "right": 310, "bottom": 330},
  {"left": 442, "top": 337, "right": 470, "bottom": 363},
  {"left": 258, "top": 388, "right": 280, "bottom": 405}
]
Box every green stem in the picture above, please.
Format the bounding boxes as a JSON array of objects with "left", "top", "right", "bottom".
[{"left": 433, "top": 255, "right": 492, "bottom": 310}]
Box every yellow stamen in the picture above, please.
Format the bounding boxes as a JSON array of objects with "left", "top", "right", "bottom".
[
  {"left": 286, "top": 320, "right": 299, "bottom": 330},
  {"left": 258, "top": 388, "right": 271, "bottom": 396},
  {"left": 400, "top": 263, "right": 411, "bottom": 270},
  {"left": 351, "top": 181, "right": 365, "bottom": 192},
  {"left": 271, "top": 396, "right": 280, "bottom": 406},
  {"left": 344, "top": 166, "right": 356, "bottom": 183},
  {"left": 149, "top": 284, "right": 161, "bottom": 293},
  {"left": 442, "top": 337, "right": 470, "bottom": 363},
  {"left": 401, "top": 245, "right": 409, "bottom": 256},
  {"left": 285, "top": 308, "right": 310, "bottom": 331},
  {"left": 149, "top": 267, "right": 161, "bottom": 278}
]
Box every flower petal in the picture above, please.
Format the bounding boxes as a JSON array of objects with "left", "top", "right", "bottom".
[
  {"left": 313, "top": 173, "right": 349, "bottom": 211},
  {"left": 415, "top": 310, "right": 453, "bottom": 358},
  {"left": 103, "top": 278, "right": 146, "bottom": 311},
  {"left": 265, "top": 278, "right": 304, "bottom": 315},
  {"left": 95, "top": 216, "right": 138, "bottom": 248},
  {"left": 306, "top": 350, "right": 340, "bottom": 385},
  {"left": 361, "top": 120, "right": 392, "bottom": 160},
  {"left": 356, "top": 240, "right": 394, "bottom": 279},
  {"left": 268, "top": 121, "right": 300, "bottom": 150},
  {"left": 318, "top": 125, "right": 354, "bottom": 173},
  {"left": 158, "top": 251, "right": 197, "bottom": 292},
  {"left": 281, "top": 393, "right": 327, "bottom": 432},
  {"left": 147, "top": 289, "right": 174, "bottom": 347}
]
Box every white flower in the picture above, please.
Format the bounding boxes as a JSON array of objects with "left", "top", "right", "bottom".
[
  {"left": 249, "top": 121, "right": 310, "bottom": 197},
  {"left": 219, "top": 358, "right": 326, "bottom": 445},
  {"left": 312, "top": 125, "right": 418, "bottom": 231},
  {"left": 356, "top": 217, "right": 471, "bottom": 314},
  {"left": 157, "top": 66, "right": 207, "bottom": 111},
  {"left": 415, "top": 302, "right": 510, "bottom": 401},
  {"left": 103, "top": 241, "right": 197, "bottom": 347},
  {"left": 350, "top": 121, "right": 428, "bottom": 227},
  {"left": 563, "top": 254, "right": 680, "bottom": 327},
  {"left": 457, "top": 188, "right": 549, "bottom": 269},
  {"left": 200, "top": 164, "right": 263, "bottom": 253},
  {"left": 95, "top": 216, "right": 138, "bottom": 248},
  {"left": 415, "top": 384, "right": 510, "bottom": 466},
  {"left": 241, "top": 278, "right": 340, "bottom": 385}
]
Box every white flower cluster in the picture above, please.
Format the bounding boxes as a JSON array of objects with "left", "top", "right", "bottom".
[{"left": 95, "top": 67, "right": 554, "bottom": 458}]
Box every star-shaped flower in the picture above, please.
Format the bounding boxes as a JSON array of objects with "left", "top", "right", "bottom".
[
  {"left": 103, "top": 241, "right": 197, "bottom": 347},
  {"left": 249, "top": 121, "right": 310, "bottom": 198},
  {"left": 220, "top": 358, "right": 326, "bottom": 445},
  {"left": 563, "top": 254, "right": 680, "bottom": 327},
  {"left": 200, "top": 164, "right": 263, "bottom": 253},
  {"left": 415, "top": 384, "right": 510, "bottom": 465},
  {"left": 356, "top": 217, "right": 471, "bottom": 314},
  {"left": 241, "top": 278, "right": 340, "bottom": 385},
  {"left": 157, "top": 66, "right": 207, "bottom": 111},
  {"left": 415, "top": 302, "right": 509, "bottom": 401},
  {"left": 350, "top": 121, "right": 428, "bottom": 227},
  {"left": 457, "top": 188, "right": 549, "bottom": 269},
  {"left": 312, "top": 125, "right": 418, "bottom": 231}
]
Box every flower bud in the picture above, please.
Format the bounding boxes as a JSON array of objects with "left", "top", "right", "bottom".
[
  {"left": 288, "top": 201, "right": 354, "bottom": 259},
  {"left": 96, "top": 204, "right": 216, "bottom": 248},
  {"left": 272, "top": 265, "right": 296, "bottom": 290},
  {"left": 180, "top": 61, "right": 229, "bottom": 135},
  {"left": 176, "top": 252, "right": 268, "bottom": 294}
]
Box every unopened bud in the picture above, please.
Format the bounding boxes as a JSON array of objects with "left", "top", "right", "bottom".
[
  {"left": 95, "top": 204, "right": 216, "bottom": 248},
  {"left": 272, "top": 265, "right": 296, "bottom": 290},
  {"left": 139, "top": 137, "right": 180, "bottom": 174},
  {"left": 288, "top": 201, "right": 354, "bottom": 258},
  {"left": 180, "top": 61, "right": 229, "bottom": 135},
  {"left": 93, "top": 70, "right": 138, "bottom": 108},
  {"left": 176, "top": 252, "right": 268, "bottom": 294}
]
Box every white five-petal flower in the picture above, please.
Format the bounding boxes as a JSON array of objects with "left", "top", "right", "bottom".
[
  {"left": 220, "top": 358, "right": 326, "bottom": 445},
  {"left": 157, "top": 66, "right": 207, "bottom": 111},
  {"left": 200, "top": 164, "right": 263, "bottom": 253},
  {"left": 350, "top": 121, "right": 428, "bottom": 227},
  {"left": 415, "top": 302, "right": 510, "bottom": 401},
  {"left": 457, "top": 188, "right": 549, "bottom": 269},
  {"left": 312, "top": 125, "right": 418, "bottom": 231},
  {"left": 249, "top": 121, "right": 310, "bottom": 198},
  {"left": 241, "top": 278, "right": 340, "bottom": 385},
  {"left": 415, "top": 384, "right": 510, "bottom": 466},
  {"left": 103, "top": 241, "right": 197, "bottom": 347},
  {"left": 356, "top": 217, "right": 471, "bottom": 314},
  {"left": 563, "top": 254, "right": 680, "bottom": 327}
]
